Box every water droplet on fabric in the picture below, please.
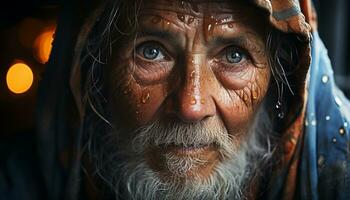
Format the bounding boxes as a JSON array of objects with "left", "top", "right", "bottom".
[
  {"left": 332, "top": 137, "right": 337, "bottom": 143},
  {"left": 339, "top": 127, "right": 346, "bottom": 135},
  {"left": 321, "top": 75, "right": 329, "bottom": 84},
  {"left": 311, "top": 119, "right": 317, "bottom": 126}
]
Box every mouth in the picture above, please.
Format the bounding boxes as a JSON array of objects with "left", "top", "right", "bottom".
[{"left": 159, "top": 143, "right": 216, "bottom": 155}]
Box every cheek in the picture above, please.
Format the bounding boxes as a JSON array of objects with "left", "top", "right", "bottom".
[
  {"left": 214, "top": 67, "right": 270, "bottom": 134},
  {"left": 111, "top": 72, "right": 168, "bottom": 129}
]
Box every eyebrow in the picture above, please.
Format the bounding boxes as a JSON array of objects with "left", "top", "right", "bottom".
[
  {"left": 209, "top": 33, "right": 264, "bottom": 51},
  {"left": 211, "top": 36, "right": 247, "bottom": 47},
  {"left": 137, "top": 28, "right": 182, "bottom": 42}
]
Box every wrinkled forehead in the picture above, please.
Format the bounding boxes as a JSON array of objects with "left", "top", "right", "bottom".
[
  {"left": 137, "top": 0, "right": 268, "bottom": 29},
  {"left": 135, "top": 0, "right": 268, "bottom": 36},
  {"left": 140, "top": 0, "right": 256, "bottom": 16},
  {"left": 142, "top": 0, "right": 243, "bottom": 13}
]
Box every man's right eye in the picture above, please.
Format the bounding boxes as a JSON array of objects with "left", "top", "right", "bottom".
[{"left": 136, "top": 42, "right": 168, "bottom": 61}]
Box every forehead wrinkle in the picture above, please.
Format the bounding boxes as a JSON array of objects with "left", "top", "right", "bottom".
[
  {"left": 142, "top": 0, "right": 246, "bottom": 14},
  {"left": 139, "top": 12, "right": 190, "bottom": 32}
]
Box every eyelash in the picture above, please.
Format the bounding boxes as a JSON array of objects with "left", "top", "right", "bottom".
[
  {"left": 135, "top": 41, "right": 171, "bottom": 62},
  {"left": 218, "top": 46, "right": 251, "bottom": 64},
  {"left": 134, "top": 41, "right": 253, "bottom": 69}
]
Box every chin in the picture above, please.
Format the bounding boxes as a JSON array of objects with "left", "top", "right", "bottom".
[
  {"left": 145, "top": 143, "right": 222, "bottom": 180},
  {"left": 116, "top": 147, "right": 249, "bottom": 200}
]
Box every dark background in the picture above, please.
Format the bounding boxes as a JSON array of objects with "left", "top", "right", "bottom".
[{"left": 0, "top": 0, "right": 349, "bottom": 135}]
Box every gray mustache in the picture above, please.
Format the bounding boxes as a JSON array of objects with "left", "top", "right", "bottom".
[{"left": 131, "top": 118, "right": 236, "bottom": 157}]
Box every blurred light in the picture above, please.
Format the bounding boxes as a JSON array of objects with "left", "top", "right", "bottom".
[
  {"left": 18, "top": 18, "right": 44, "bottom": 48},
  {"left": 33, "top": 26, "right": 55, "bottom": 64},
  {"left": 6, "top": 62, "right": 34, "bottom": 94}
]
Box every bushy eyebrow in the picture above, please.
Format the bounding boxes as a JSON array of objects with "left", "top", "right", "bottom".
[
  {"left": 209, "top": 33, "right": 265, "bottom": 52},
  {"left": 210, "top": 36, "right": 247, "bottom": 47},
  {"left": 137, "top": 28, "right": 181, "bottom": 41},
  {"left": 136, "top": 27, "right": 185, "bottom": 52}
]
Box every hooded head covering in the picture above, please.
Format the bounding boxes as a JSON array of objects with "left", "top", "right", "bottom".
[{"left": 37, "top": 0, "right": 349, "bottom": 199}]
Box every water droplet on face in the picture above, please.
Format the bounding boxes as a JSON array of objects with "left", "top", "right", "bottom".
[
  {"left": 151, "top": 16, "right": 161, "bottom": 24},
  {"left": 190, "top": 97, "right": 196, "bottom": 105},
  {"left": 243, "top": 93, "right": 248, "bottom": 102},
  {"left": 190, "top": 70, "right": 195, "bottom": 78},
  {"left": 252, "top": 90, "right": 258, "bottom": 100},
  {"left": 200, "top": 99, "right": 205, "bottom": 104},
  {"left": 207, "top": 24, "right": 212, "bottom": 31},
  {"left": 177, "top": 14, "right": 185, "bottom": 22},
  {"left": 188, "top": 18, "right": 194, "bottom": 24},
  {"left": 166, "top": 21, "right": 171, "bottom": 25},
  {"left": 141, "top": 92, "right": 150, "bottom": 104}
]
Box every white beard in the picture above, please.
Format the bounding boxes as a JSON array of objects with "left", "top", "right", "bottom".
[{"left": 86, "top": 106, "right": 274, "bottom": 200}]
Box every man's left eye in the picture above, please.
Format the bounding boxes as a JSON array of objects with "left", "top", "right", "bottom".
[
  {"left": 224, "top": 48, "right": 247, "bottom": 64},
  {"left": 136, "top": 43, "right": 167, "bottom": 61}
]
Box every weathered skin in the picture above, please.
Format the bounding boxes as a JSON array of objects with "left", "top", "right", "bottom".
[{"left": 108, "top": 0, "right": 271, "bottom": 179}]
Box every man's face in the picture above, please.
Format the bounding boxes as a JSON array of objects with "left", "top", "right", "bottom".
[{"left": 106, "top": 0, "right": 271, "bottom": 194}]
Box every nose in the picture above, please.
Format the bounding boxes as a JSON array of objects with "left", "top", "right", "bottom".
[{"left": 170, "top": 54, "right": 216, "bottom": 123}]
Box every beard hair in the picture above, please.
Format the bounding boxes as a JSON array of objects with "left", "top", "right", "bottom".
[{"left": 84, "top": 104, "right": 275, "bottom": 200}]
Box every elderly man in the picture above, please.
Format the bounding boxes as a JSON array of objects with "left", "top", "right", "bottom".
[{"left": 1, "top": 0, "right": 350, "bottom": 200}]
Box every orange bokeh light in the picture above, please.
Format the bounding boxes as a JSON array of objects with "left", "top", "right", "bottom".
[
  {"left": 33, "top": 27, "right": 55, "bottom": 64},
  {"left": 6, "top": 62, "right": 34, "bottom": 94}
]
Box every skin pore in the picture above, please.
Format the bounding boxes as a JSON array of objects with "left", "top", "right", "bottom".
[{"left": 107, "top": 0, "right": 271, "bottom": 183}]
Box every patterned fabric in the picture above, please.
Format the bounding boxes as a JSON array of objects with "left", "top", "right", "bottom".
[
  {"left": 264, "top": 32, "right": 350, "bottom": 200},
  {"left": 27, "top": 0, "right": 349, "bottom": 200}
]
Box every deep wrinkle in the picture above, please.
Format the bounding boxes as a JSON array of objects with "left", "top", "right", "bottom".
[{"left": 109, "top": 0, "right": 271, "bottom": 179}]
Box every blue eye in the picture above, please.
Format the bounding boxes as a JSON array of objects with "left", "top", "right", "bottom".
[
  {"left": 137, "top": 43, "right": 166, "bottom": 61},
  {"left": 225, "top": 49, "right": 246, "bottom": 64}
]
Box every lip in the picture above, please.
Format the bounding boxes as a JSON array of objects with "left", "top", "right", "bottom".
[{"left": 162, "top": 144, "right": 215, "bottom": 155}]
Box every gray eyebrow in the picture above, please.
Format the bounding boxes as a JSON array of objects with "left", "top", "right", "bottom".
[
  {"left": 137, "top": 28, "right": 182, "bottom": 41},
  {"left": 210, "top": 36, "right": 247, "bottom": 47}
]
